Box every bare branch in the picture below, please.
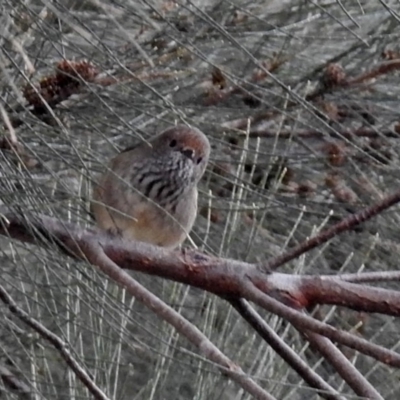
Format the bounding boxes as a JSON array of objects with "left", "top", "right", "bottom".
[
  {"left": 0, "top": 285, "right": 110, "bottom": 400},
  {"left": 262, "top": 189, "right": 400, "bottom": 272},
  {"left": 69, "top": 233, "right": 276, "bottom": 400},
  {"left": 336, "top": 271, "right": 400, "bottom": 283},
  {"left": 298, "top": 275, "right": 400, "bottom": 315},
  {"left": 1, "top": 206, "right": 400, "bottom": 371},
  {"left": 230, "top": 299, "right": 346, "bottom": 400},
  {"left": 304, "top": 332, "right": 383, "bottom": 400},
  {"left": 242, "top": 283, "right": 400, "bottom": 368},
  {"left": 0, "top": 364, "right": 32, "bottom": 400},
  {"left": 247, "top": 127, "right": 400, "bottom": 140}
]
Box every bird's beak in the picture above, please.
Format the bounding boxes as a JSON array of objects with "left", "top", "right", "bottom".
[{"left": 181, "top": 148, "right": 195, "bottom": 160}]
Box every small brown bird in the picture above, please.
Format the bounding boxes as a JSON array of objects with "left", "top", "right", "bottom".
[{"left": 91, "top": 125, "right": 210, "bottom": 248}]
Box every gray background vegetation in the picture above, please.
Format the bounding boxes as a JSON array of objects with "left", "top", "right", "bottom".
[{"left": 1, "top": 0, "right": 400, "bottom": 399}]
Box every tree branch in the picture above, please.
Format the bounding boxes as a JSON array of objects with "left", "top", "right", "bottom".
[
  {"left": 261, "top": 188, "right": 400, "bottom": 272},
  {"left": 0, "top": 363, "right": 32, "bottom": 400},
  {"left": 0, "top": 285, "right": 110, "bottom": 400},
  {"left": 71, "top": 230, "right": 276, "bottom": 400},
  {"left": 304, "top": 332, "right": 383, "bottom": 400},
  {"left": 0, "top": 207, "right": 275, "bottom": 400},
  {"left": 241, "top": 283, "right": 400, "bottom": 367},
  {"left": 2, "top": 204, "right": 400, "bottom": 392},
  {"left": 229, "top": 299, "right": 346, "bottom": 400}
]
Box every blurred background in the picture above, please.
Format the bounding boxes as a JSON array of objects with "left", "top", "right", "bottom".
[{"left": 1, "top": 0, "right": 400, "bottom": 398}]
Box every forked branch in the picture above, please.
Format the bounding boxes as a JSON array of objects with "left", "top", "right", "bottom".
[{"left": 1, "top": 187, "right": 400, "bottom": 400}]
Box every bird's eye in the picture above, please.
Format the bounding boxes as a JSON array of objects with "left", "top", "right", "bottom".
[
  {"left": 169, "top": 139, "right": 177, "bottom": 148},
  {"left": 196, "top": 157, "right": 203, "bottom": 165}
]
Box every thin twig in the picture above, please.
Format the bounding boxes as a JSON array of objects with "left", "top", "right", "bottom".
[
  {"left": 247, "top": 127, "right": 400, "bottom": 140},
  {"left": 0, "top": 285, "right": 110, "bottom": 400},
  {"left": 306, "top": 59, "right": 400, "bottom": 101},
  {"left": 0, "top": 364, "right": 32, "bottom": 399},
  {"left": 336, "top": 271, "right": 400, "bottom": 283},
  {"left": 262, "top": 188, "right": 400, "bottom": 272}
]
